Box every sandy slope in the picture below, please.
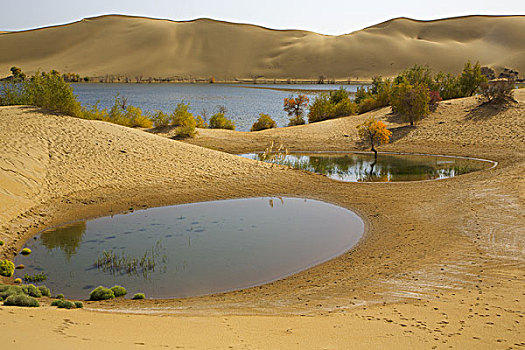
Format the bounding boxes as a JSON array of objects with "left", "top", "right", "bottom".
[
  {"left": 0, "top": 91, "right": 524, "bottom": 348},
  {"left": 0, "top": 15, "right": 524, "bottom": 80}
]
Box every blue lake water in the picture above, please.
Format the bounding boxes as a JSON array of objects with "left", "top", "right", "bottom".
[
  {"left": 72, "top": 83, "right": 365, "bottom": 131},
  {"left": 15, "top": 197, "right": 364, "bottom": 299}
]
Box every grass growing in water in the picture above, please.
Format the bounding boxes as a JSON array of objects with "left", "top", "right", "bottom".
[
  {"left": 23, "top": 272, "right": 47, "bottom": 282},
  {"left": 94, "top": 240, "right": 167, "bottom": 278}
]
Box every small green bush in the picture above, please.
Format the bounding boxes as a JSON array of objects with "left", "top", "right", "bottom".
[
  {"left": 0, "top": 260, "right": 15, "bottom": 277},
  {"left": 22, "top": 284, "right": 42, "bottom": 298},
  {"left": 288, "top": 115, "right": 305, "bottom": 126},
  {"left": 169, "top": 103, "right": 197, "bottom": 137},
  {"left": 149, "top": 110, "right": 171, "bottom": 128},
  {"left": 110, "top": 285, "right": 127, "bottom": 297},
  {"left": 4, "top": 294, "right": 39, "bottom": 307},
  {"left": 251, "top": 113, "right": 277, "bottom": 131},
  {"left": 60, "top": 300, "right": 76, "bottom": 309},
  {"left": 56, "top": 293, "right": 65, "bottom": 299},
  {"left": 20, "top": 248, "right": 32, "bottom": 255},
  {"left": 209, "top": 112, "right": 235, "bottom": 130},
  {"left": 89, "top": 286, "right": 115, "bottom": 301},
  {"left": 132, "top": 293, "right": 145, "bottom": 300},
  {"left": 195, "top": 115, "right": 208, "bottom": 128},
  {"left": 81, "top": 102, "right": 108, "bottom": 120},
  {"left": 0, "top": 240, "right": 4, "bottom": 246},
  {"left": 74, "top": 301, "right": 84, "bottom": 308},
  {"left": 0, "top": 284, "right": 24, "bottom": 299},
  {"left": 38, "top": 285, "right": 51, "bottom": 297}
]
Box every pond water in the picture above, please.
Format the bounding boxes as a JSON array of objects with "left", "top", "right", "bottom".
[
  {"left": 71, "top": 83, "right": 365, "bottom": 131},
  {"left": 241, "top": 153, "right": 493, "bottom": 182},
  {"left": 14, "top": 197, "right": 364, "bottom": 299}
]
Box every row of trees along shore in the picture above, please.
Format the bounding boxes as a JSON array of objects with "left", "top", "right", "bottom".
[{"left": 0, "top": 62, "right": 517, "bottom": 140}]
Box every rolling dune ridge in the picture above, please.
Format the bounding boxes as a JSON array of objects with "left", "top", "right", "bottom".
[{"left": 0, "top": 14, "right": 524, "bottom": 80}]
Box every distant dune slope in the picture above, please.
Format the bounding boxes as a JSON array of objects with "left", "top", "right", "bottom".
[{"left": 0, "top": 15, "right": 524, "bottom": 80}]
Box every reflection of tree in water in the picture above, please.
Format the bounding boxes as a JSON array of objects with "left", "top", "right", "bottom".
[
  {"left": 260, "top": 153, "right": 487, "bottom": 182},
  {"left": 40, "top": 222, "right": 86, "bottom": 260}
]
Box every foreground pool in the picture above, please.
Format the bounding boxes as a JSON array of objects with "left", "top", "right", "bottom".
[
  {"left": 242, "top": 152, "right": 493, "bottom": 182},
  {"left": 15, "top": 197, "right": 364, "bottom": 299}
]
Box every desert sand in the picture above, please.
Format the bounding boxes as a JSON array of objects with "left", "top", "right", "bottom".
[
  {"left": 0, "top": 14, "right": 524, "bottom": 81},
  {"left": 0, "top": 88, "right": 523, "bottom": 348}
]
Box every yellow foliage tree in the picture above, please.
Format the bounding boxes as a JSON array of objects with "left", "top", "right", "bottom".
[{"left": 357, "top": 118, "right": 392, "bottom": 158}]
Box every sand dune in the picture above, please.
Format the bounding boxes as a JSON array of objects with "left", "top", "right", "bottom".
[{"left": 0, "top": 14, "right": 524, "bottom": 81}]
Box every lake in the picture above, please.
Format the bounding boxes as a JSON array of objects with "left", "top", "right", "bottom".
[
  {"left": 15, "top": 197, "right": 364, "bottom": 299},
  {"left": 72, "top": 83, "right": 365, "bottom": 131}
]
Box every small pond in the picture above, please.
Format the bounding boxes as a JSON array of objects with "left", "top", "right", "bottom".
[
  {"left": 14, "top": 197, "right": 364, "bottom": 299},
  {"left": 241, "top": 152, "right": 493, "bottom": 182}
]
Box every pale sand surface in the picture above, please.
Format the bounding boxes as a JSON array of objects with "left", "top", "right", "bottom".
[
  {"left": 0, "top": 91, "right": 524, "bottom": 348},
  {"left": 0, "top": 15, "right": 524, "bottom": 80}
]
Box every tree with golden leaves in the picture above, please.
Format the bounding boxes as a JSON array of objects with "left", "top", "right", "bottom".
[
  {"left": 284, "top": 94, "right": 309, "bottom": 126},
  {"left": 357, "top": 118, "right": 392, "bottom": 158}
]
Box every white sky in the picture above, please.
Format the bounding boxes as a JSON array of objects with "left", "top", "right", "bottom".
[{"left": 1, "top": 0, "right": 524, "bottom": 35}]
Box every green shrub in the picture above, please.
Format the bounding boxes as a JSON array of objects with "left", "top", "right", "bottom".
[
  {"left": 288, "top": 115, "right": 306, "bottom": 126},
  {"left": 51, "top": 299, "right": 76, "bottom": 308},
  {"left": 22, "top": 284, "right": 42, "bottom": 298},
  {"left": 357, "top": 96, "right": 382, "bottom": 114},
  {"left": 459, "top": 60, "right": 487, "bottom": 96},
  {"left": 126, "top": 105, "right": 153, "bottom": 128},
  {"left": 38, "top": 285, "right": 51, "bottom": 297},
  {"left": 149, "top": 110, "right": 171, "bottom": 128},
  {"left": 81, "top": 102, "right": 108, "bottom": 120},
  {"left": 110, "top": 285, "right": 127, "bottom": 297},
  {"left": 209, "top": 112, "right": 235, "bottom": 130},
  {"left": 89, "top": 286, "right": 115, "bottom": 301},
  {"left": 24, "top": 71, "right": 83, "bottom": 117},
  {"left": 4, "top": 294, "right": 39, "bottom": 307},
  {"left": 20, "top": 248, "right": 31, "bottom": 255},
  {"left": 171, "top": 102, "right": 192, "bottom": 126},
  {"left": 251, "top": 113, "right": 277, "bottom": 131},
  {"left": 74, "top": 301, "right": 84, "bottom": 308},
  {"left": 56, "top": 293, "right": 65, "bottom": 299},
  {"left": 195, "top": 115, "right": 208, "bottom": 128},
  {"left": 390, "top": 82, "right": 430, "bottom": 126},
  {"left": 0, "top": 260, "right": 15, "bottom": 277},
  {"left": 307, "top": 89, "right": 358, "bottom": 123},
  {"left": 169, "top": 103, "right": 197, "bottom": 137},
  {"left": 132, "top": 293, "right": 145, "bottom": 300},
  {"left": 0, "top": 284, "right": 24, "bottom": 299},
  {"left": 0, "top": 240, "right": 4, "bottom": 246}
]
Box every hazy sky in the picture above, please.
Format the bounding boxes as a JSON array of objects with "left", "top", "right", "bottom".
[{"left": 1, "top": 0, "right": 523, "bottom": 35}]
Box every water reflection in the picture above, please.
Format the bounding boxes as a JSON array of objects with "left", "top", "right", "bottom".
[
  {"left": 40, "top": 222, "right": 86, "bottom": 260},
  {"left": 242, "top": 153, "right": 491, "bottom": 182}
]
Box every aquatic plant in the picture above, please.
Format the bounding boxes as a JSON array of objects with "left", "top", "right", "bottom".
[
  {"left": 4, "top": 294, "right": 40, "bottom": 307},
  {"left": 23, "top": 272, "right": 47, "bottom": 282},
  {"left": 132, "top": 293, "right": 145, "bottom": 300},
  {"left": 89, "top": 286, "right": 115, "bottom": 301},
  {"left": 110, "top": 285, "right": 127, "bottom": 297},
  {"left": 94, "top": 240, "right": 167, "bottom": 278},
  {"left": 20, "top": 248, "right": 32, "bottom": 255},
  {"left": 0, "top": 259, "right": 15, "bottom": 277}
]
